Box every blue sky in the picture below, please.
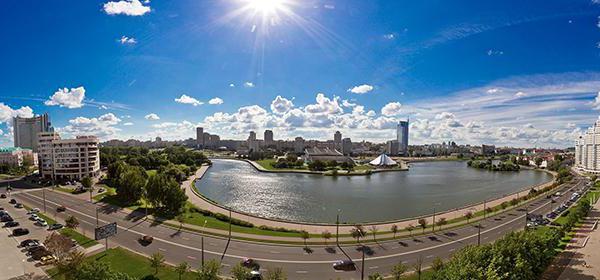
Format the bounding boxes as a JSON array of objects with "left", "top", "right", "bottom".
[{"left": 1, "top": 0, "right": 600, "bottom": 147}]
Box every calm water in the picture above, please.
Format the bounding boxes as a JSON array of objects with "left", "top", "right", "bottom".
[{"left": 196, "top": 159, "right": 552, "bottom": 223}]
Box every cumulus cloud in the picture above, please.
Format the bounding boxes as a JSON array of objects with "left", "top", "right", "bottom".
[
  {"left": 103, "top": 0, "right": 150, "bottom": 16},
  {"left": 123, "top": 122, "right": 134, "bottom": 126},
  {"left": 381, "top": 102, "right": 402, "bottom": 116},
  {"left": 486, "top": 88, "right": 501, "bottom": 94},
  {"left": 145, "top": 113, "right": 160, "bottom": 120},
  {"left": 229, "top": 83, "right": 235, "bottom": 88},
  {"left": 515, "top": 91, "right": 526, "bottom": 97},
  {"left": 270, "top": 96, "right": 294, "bottom": 115},
  {"left": 44, "top": 87, "right": 85, "bottom": 109},
  {"left": 208, "top": 97, "right": 224, "bottom": 105},
  {"left": 435, "top": 112, "right": 455, "bottom": 120},
  {"left": 591, "top": 92, "right": 600, "bottom": 110},
  {"left": 347, "top": 84, "right": 374, "bottom": 94},
  {"left": 342, "top": 100, "right": 356, "bottom": 107},
  {"left": 243, "top": 82, "right": 255, "bottom": 88},
  {"left": 119, "top": 36, "right": 137, "bottom": 45},
  {"left": 0, "top": 103, "right": 34, "bottom": 124},
  {"left": 383, "top": 33, "right": 395, "bottom": 40},
  {"left": 58, "top": 113, "right": 121, "bottom": 139},
  {"left": 175, "top": 94, "right": 203, "bottom": 106}
]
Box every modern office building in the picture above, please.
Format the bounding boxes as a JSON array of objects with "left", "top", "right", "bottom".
[
  {"left": 386, "top": 140, "right": 399, "bottom": 155},
  {"left": 264, "top": 130, "right": 274, "bottom": 146},
  {"left": 341, "top": 138, "right": 352, "bottom": 156},
  {"left": 575, "top": 118, "right": 600, "bottom": 173},
  {"left": 196, "top": 127, "right": 204, "bottom": 148},
  {"left": 0, "top": 147, "right": 37, "bottom": 167},
  {"left": 482, "top": 144, "right": 496, "bottom": 156},
  {"left": 13, "top": 113, "right": 52, "bottom": 152},
  {"left": 248, "top": 131, "right": 257, "bottom": 141},
  {"left": 294, "top": 137, "right": 305, "bottom": 154},
  {"left": 396, "top": 120, "right": 409, "bottom": 155},
  {"left": 38, "top": 132, "right": 100, "bottom": 180}
]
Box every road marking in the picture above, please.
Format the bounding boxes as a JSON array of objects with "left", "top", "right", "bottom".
[
  {"left": 426, "top": 255, "right": 434, "bottom": 258},
  {"left": 209, "top": 243, "right": 217, "bottom": 246},
  {"left": 391, "top": 246, "right": 399, "bottom": 249},
  {"left": 16, "top": 187, "right": 569, "bottom": 264},
  {"left": 269, "top": 251, "right": 280, "bottom": 254},
  {"left": 369, "top": 266, "right": 379, "bottom": 269},
  {"left": 222, "top": 263, "right": 231, "bottom": 267},
  {"left": 483, "top": 237, "right": 489, "bottom": 240},
  {"left": 296, "top": 271, "right": 308, "bottom": 274},
  {"left": 449, "top": 248, "right": 456, "bottom": 252},
  {"left": 182, "top": 237, "right": 190, "bottom": 241},
  {"left": 187, "top": 256, "right": 197, "bottom": 260},
  {"left": 158, "top": 248, "right": 167, "bottom": 252}
]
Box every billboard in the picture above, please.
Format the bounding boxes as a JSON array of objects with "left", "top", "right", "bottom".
[{"left": 95, "top": 222, "right": 117, "bottom": 240}]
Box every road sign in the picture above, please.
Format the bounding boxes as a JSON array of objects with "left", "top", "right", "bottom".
[{"left": 95, "top": 222, "right": 117, "bottom": 240}]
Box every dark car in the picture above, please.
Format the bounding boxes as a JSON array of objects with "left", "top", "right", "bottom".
[
  {"left": 139, "top": 235, "right": 153, "bottom": 246},
  {"left": 242, "top": 258, "right": 260, "bottom": 270},
  {"left": 0, "top": 207, "right": 4, "bottom": 211},
  {"left": 12, "top": 228, "right": 29, "bottom": 236},
  {"left": 31, "top": 249, "right": 52, "bottom": 261},
  {"left": 1, "top": 216, "right": 14, "bottom": 222},
  {"left": 0, "top": 193, "right": 6, "bottom": 199},
  {"left": 19, "top": 239, "right": 39, "bottom": 248},
  {"left": 27, "top": 245, "right": 46, "bottom": 254},
  {"left": 9, "top": 199, "right": 16, "bottom": 204},
  {"left": 4, "top": 221, "right": 19, "bottom": 227},
  {"left": 56, "top": 205, "right": 66, "bottom": 212},
  {"left": 14, "top": 203, "right": 23, "bottom": 209},
  {"left": 48, "top": 223, "right": 64, "bottom": 230},
  {"left": 333, "top": 260, "right": 357, "bottom": 271}
]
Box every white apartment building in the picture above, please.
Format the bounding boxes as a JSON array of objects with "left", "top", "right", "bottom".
[
  {"left": 0, "top": 147, "right": 37, "bottom": 167},
  {"left": 38, "top": 132, "right": 100, "bottom": 180},
  {"left": 575, "top": 118, "right": 600, "bottom": 173}
]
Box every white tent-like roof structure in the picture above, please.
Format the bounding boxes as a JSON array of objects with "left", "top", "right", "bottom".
[{"left": 369, "top": 154, "right": 397, "bottom": 166}]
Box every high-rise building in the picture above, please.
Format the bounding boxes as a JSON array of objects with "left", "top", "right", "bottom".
[
  {"left": 196, "top": 127, "right": 204, "bottom": 148},
  {"left": 334, "top": 131, "right": 342, "bottom": 143},
  {"left": 342, "top": 138, "right": 352, "bottom": 156},
  {"left": 13, "top": 113, "right": 52, "bottom": 152},
  {"left": 397, "top": 120, "right": 409, "bottom": 156},
  {"left": 386, "top": 140, "right": 399, "bottom": 155},
  {"left": 38, "top": 132, "right": 100, "bottom": 180},
  {"left": 575, "top": 118, "right": 600, "bottom": 173},
  {"left": 264, "top": 130, "right": 274, "bottom": 145},
  {"left": 294, "top": 137, "right": 305, "bottom": 153}
]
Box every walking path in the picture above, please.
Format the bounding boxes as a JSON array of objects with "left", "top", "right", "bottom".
[
  {"left": 184, "top": 163, "right": 557, "bottom": 236},
  {"left": 552, "top": 196, "right": 600, "bottom": 280}
]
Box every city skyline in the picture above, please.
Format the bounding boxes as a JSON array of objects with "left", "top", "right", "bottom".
[{"left": 1, "top": 1, "right": 600, "bottom": 148}]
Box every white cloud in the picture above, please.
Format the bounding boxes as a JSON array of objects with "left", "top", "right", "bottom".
[
  {"left": 58, "top": 113, "right": 121, "bottom": 139},
  {"left": 591, "top": 92, "right": 600, "bottom": 110},
  {"left": 342, "top": 100, "right": 356, "bottom": 107},
  {"left": 123, "top": 122, "right": 134, "bottom": 126},
  {"left": 0, "top": 103, "right": 33, "bottom": 124},
  {"left": 487, "top": 49, "right": 504, "bottom": 56},
  {"left": 175, "top": 94, "right": 203, "bottom": 106},
  {"left": 44, "top": 86, "right": 85, "bottom": 109},
  {"left": 208, "top": 97, "right": 224, "bottom": 105},
  {"left": 270, "top": 96, "right": 294, "bottom": 115},
  {"left": 119, "top": 36, "right": 137, "bottom": 45},
  {"left": 515, "top": 91, "right": 526, "bottom": 97},
  {"left": 243, "top": 82, "right": 255, "bottom": 88},
  {"left": 435, "top": 112, "right": 455, "bottom": 120},
  {"left": 383, "top": 33, "right": 395, "bottom": 40},
  {"left": 486, "top": 88, "right": 501, "bottom": 94},
  {"left": 145, "top": 113, "right": 160, "bottom": 120},
  {"left": 323, "top": 4, "right": 335, "bottom": 9},
  {"left": 103, "top": 0, "right": 150, "bottom": 16},
  {"left": 347, "top": 84, "right": 374, "bottom": 94},
  {"left": 229, "top": 83, "right": 235, "bottom": 88},
  {"left": 381, "top": 102, "right": 402, "bottom": 116}
]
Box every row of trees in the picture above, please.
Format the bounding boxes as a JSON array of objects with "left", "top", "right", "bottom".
[
  {"left": 467, "top": 159, "right": 520, "bottom": 171},
  {"left": 101, "top": 146, "right": 210, "bottom": 171},
  {"left": 107, "top": 161, "right": 188, "bottom": 216},
  {"left": 307, "top": 160, "right": 355, "bottom": 171}
]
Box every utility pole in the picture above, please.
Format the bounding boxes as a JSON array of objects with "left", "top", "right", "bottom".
[
  {"left": 361, "top": 247, "right": 365, "bottom": 280},
  {"left": 202, "top": 220, "right": 207, "bottom": 267},
  {"left": 228, "top": 209, "right": 232, "bottom": 239},
  {"left": 336, "top": 209, "right": 341, "bottom": 246},
  {"left": 477, "top": 223, "right": 481, "bottom": 246},
  {"left": 43, "top": 187, "right": 46, "bottom": 213},
  {"left": 432, "top": 207, "right": 436, "bottom": 233}
]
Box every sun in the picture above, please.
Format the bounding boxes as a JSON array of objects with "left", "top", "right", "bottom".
[{"left": 247, "top": 0, "right": 285, "bottom": 15}]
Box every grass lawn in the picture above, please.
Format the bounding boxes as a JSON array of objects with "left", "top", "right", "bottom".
[
  {"left": 255, "top": 159, "right": 308, "bottom": 171},
  {"left": 59, "top": 228, "right": 99, "bottom": 248},
  {"left": 47, "top": 247, "right": 198, "bottom": 280},
  {"left": 146, "top": 169, "right": 158, "bottom": 176}
]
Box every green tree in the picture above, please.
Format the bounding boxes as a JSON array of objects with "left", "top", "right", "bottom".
[
  {"left": 74, "top": 261, "right": 137, "bottom": 280},
  {"left": 414, "top": 256, "right": 423, "bottom": 280},
  {"left": 436, "top": 217, "right": 447, "bottom": 231},
  {"left": 149, "top": 252, "right": 165, "bottom": 275},
  {"left": 391, "top": 224, "right": 398, "bottom": 239},
  {"left": 81, "top": 176, "right": 93, "bottom": 189},
  {"left": 350, "top": 225, "right": 366, "bottom": 243},
  {"left": 231, "top": 263, "right": 252, "bottom": 280},
  {"left": 370, "top": 225, "right": 378, "bottom": 242},
  {"left": 196, "top": 260, "right": 221, "bottom": 280},
  {"left": 464, "top": 212, "right": 473, "bottom": 224},
  {"left": 431, "top": 257, "right": 444, "bottom": 272},
  {"left": 117, "top": 167, "right": 147, "bottom": 204},
  {"left": 65, "top": 215, "right": 79, "bottom": 229},
  {"left": 405, "top": 224, "right": 414, "bottom": 237},
  {"left": 145, "top": 173, "right": 188, "bottom": 216},
  {"left": 321, "top": 231, "right": 332, "bottom": 247},
  {"left": 55, "top": 250, "right": 86, "bottom": 280},
  {"left": 176, "top": 262, "right": 190, "bottom": 280},
  {"left": 299, "top": 230, "right": 310, "bottom": 248},
  {"left": 368, "top": 272, "right": 384, "bottom": 280},
  {"left": 390, "top": 262, "right": 407, "bottom": 280},
  {"left": 265, "top": 267, "right": 286, "bottom": 280}
]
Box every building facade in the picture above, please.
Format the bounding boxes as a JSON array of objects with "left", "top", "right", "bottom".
[
  {"left": 13, "top": 113, "right": 52, "bottom": 152},
  {"left": 386, "top": 140, "right": 399, "bottom": 155},
  {"left": 397, "top": 120, "right": 409, "bottom": 156},
  {"left": 264, "top": 130, "right": 274, "bottom": 146},
  {"left": 38, "top": 132, "right": 100, "bottom": 180},
  {"left": 342, "top": 138, "right": 352, "bottom": 156},
  {"left": 196, "top": 127, "right": 204, "bottom": 148},
  {"left": 575, "top": 119, "right": 600, "bottom": 173},
  {"left": 0, "top": 147, "right": 37, "bottom": 167}
]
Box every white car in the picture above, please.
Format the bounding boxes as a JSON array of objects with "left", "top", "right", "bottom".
[
  {"left": 29, "top": 214, "right": 39, "bottom": 221},
  {"left": 36, "top": 219, "right": 48, "bottom": 227}
]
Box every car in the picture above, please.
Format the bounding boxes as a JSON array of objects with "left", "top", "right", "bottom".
[
  {"left": 249, "top": 270, "right": 262, "bottom": 280},
  {"left": 29, "top": 208, "right": 40, "bottom": 214},
  {"left": 546, "top": 212, "right": 558, "bottom": 219},
  {"left": 242, "top": 258, "right": 260, "bottom": 270},
  {"left": 4, "top": 221, "right": 19, "bottom": 227},
  {"left": 31, "top": 249, "right": 52, "bottom": 261},
  {"left": 140, "top": 235, "right": 154, "bottom": 245},
  {"left": 19, "top": 239, "right": 39, "bottom": 248},
  {"left": 9, "top": 199, "right": 16, "bottom": 204},
  {"left": 0, "top": 194, "right": 6, "bottom": 199},
  {"left": 554, "top": 192, "right": 561, "bottom": 197},
  {"left": 29, "top": 214, "right": 39, "bottom": 221},
  {"left": 36, "top": 220, "right": 48, "bottom": 227},
  {"left": 0, "top": 210, "right": 9, "bottom": 216},
  {"left": 1, "top": 216, "right": 14, "bottom": 222},
  {"left": 0, "top": 207, "right": 4, "bottom": 211},
  {"left": 14, "top": 203, "right": 23, "bottom": 209},
  {"left": 56, "top": 205, "right": 66, "bottom": 212},
  {"left": 27, "top": 245, "right": 46, "bottom": 253},
  {"left": 48, "top": 223, "right": 64, "bottom": 230},
  {"left": 40, "top": 255, "right": 56, "bottom": 266},
  {"left": 12, "top": 228, "right": 29, "bottom": 236},
  {"left": 333, "top": 260, "right": 357, "bottom": 271}
]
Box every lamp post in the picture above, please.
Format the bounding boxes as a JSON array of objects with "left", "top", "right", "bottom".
[
  {"left": 361, "top": 247, "right": 365, "bottom": 280},
  {"left": 432, "top": 207, "right": 436, "bottom": 233},
  {"left": 483, "top": 199, "right": 487, "bottom": 219},
  {"left": 201, "top": 220, "right": 207, "bottom": 267},
  {"left": 336, "top": 209, "right": 341, "bottom": 246},
  {"left": 477, "top": 223, "right": 481, "bottom": 246},
  {"left": 228, "top": 208, "right": 232, "bottom": 239}
]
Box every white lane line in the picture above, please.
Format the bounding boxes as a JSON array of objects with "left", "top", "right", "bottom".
[
  {"left": 391, "top": 246, "right": 399, "bottom": 249},
  {"left": 483, "top": 237, "right": 489, "bottom": 240},
  {"left": 222, "top": 263, "right": 231, "bottom": 267},
  {"left": 209, "top": 243, "right": 217, "bottom": 246},
  {"left": 449, "top": 248, "right": 456, "bottom": 252},
  {"left": 159, "top": 248, "right": 167, "bottom": 252},
  {"left": 296, "top": 271, "right": 308, "bottom": 274},
  {"left": 182, "top": 237, "right": 190, "bottom": 241},
  {"left": 401, "top": 260, "right": 409, "bottom": 264},
  {"left": 187, "top": 256, "right": 197, "bottom": 260},
  {"left": 269, "top": 251, "right": 280, "bottom": 254},
  {"left": 369, "top": 266, "right": 379, "bottom": 269},
  {"left": 17, "top": 190, "right": 558, "bottom": 264},
  {"left": 426, "top": 255, "right": 434, "bottom": 258}
]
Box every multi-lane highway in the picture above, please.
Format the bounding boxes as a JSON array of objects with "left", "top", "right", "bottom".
[{"left": 4, "top": 176, "right": 587, "bottom": 280}]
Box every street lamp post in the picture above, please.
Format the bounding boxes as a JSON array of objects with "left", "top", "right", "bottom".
[
  {"left": 336, "top": 209, "right": 341, "bottom": 246},
  {"left": 202, "top": 220, "right": 207, "bottom": 267},
  {"left": 432, "top": 207, "right": 436, "bottom": 233},
  {"left": 228, "top": 208, "right": 232, "bottom": 239},
  {"left": 43, "top": 187, "right": 46, "bottom": 213},
  {"left": 477, "top": 223, "right": 481, "bottom": 246},
  {"left": 361, "top": 247, "right": 365, "bottom": 280}
]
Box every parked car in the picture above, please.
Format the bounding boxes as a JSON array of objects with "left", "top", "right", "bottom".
[
  {"left": 333, "top": 260, "right": 357, "bottom": 271},
  {"left": 29, "top": 214, "right": 39, "bottom": 221},
  {"left": 9, "top": 199, "right": 16, "bottom": 204},
  {"left": 242, "top": 258, "right": 260, "bottom": 270},
  {"left": 35, "top": 220, "right": 48, "bottom": 227},
  {"left": 4, "top": 221, "right": 19, "bottom": 227},
  {"left": 19, "top": 239, "right": 39, "bottom": 248},
  {"left": 0, "top": 193, "right": 6, "bottom": 199},
  {"left": 31, "top": 249, "right": 52, "bottom": 261},
  {"left": 249, "top": 270, "right": 262, "bottom": 280},
  {"left": 14, "top": 203, "right": 23, "bottom": 209},
  {"left": 1, "top": 215, "right": 14, "bottom": 222},
  {"left": 28, "top": 208, "right": 40, "bottom": 214},
  {"left": 40, "top": 255, "right": 56, "bottom": 266},
  {"left": 27, "top": 245, "right": 46, "bottom": 254},
  {"left": 139, "top": 235, "right": 154, "bottom": 246},
  {"left": 48, "top": 223, "right": 64, "bottom": 230},
  {"left": 12, "top": 228, "right": 29, "bottom": 236},
  {"left": 56, "top": 205, "right": 66, "bottom": 212}
]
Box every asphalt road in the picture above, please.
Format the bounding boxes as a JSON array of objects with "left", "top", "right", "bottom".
[{"left": 2, "top": 177, "right": 588, "bottom": 280}]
